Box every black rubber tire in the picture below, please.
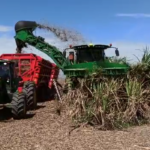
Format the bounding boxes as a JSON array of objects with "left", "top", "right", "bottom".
[
  {"left": 24, "top": 81, "right": 37, "bottom": 110},
  {"left": 11, "top": 92, "right": 27, "bottom": 119}
]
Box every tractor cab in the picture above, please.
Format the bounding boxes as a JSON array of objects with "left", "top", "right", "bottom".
[
  {"left": 63, "top": 43, "right": 119, "bottom": 64},
  {"left": 0, "top": 60, "right": 20, "bottom": 94}
]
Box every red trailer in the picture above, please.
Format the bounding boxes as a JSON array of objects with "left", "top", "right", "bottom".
[{"left": 0, "top": 53, "right": 60, "bottom": 105}]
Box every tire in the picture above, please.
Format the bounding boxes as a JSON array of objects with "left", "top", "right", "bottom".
[
  {"left": 24, "top": 81, "right": 37, "bottom": 110},
  {"left": 11, "top": 92, "right": 27, "bottom": 119}
]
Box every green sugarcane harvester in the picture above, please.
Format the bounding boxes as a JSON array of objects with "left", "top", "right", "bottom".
[{"left": 14, "top": 21, "right": 130, "bottom": 94}]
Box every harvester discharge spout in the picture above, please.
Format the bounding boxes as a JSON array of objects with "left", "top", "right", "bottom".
[
  {"left": 14, "top": 20, "right": 70, "bottom": 69},
  {"left": 15, "top": 21, "right": 38, "bottom": 53},
  {"left": 15, "top": 21, "right": 37, "bottom": 32}
]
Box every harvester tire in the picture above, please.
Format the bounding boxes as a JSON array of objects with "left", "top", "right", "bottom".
[
  {"left": 11, "top": 92, "right": 27, "bottom": 119},
  {"left": 24, "top": 81, "right": 37, "bottom": 110}
]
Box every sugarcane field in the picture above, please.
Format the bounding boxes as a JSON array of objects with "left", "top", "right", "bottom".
[{"left": 0, "top": 1, "right": 150, "bottom": 150}]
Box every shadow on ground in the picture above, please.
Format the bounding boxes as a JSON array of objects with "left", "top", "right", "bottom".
[
  {"left": 0, "top": 108, "right": 36, "bottom": 122},
  {"left": 0, "top": 103, "right": 47, "bottom": 122},
  {"left": 0, "top": 108, "right": 12, "bottom": 121},
  {"left": 35, "top": 105, "right": 46, "bottom": 110}
]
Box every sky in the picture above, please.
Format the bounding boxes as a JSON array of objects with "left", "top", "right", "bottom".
[{"left": 0, "top": 0, "right": 150, "bottom": 77}]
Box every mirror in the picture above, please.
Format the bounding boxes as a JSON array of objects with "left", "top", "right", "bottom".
[
  {"left": 63, "top": 50, "right": 66, "bottom": 57},
  {"left": 115, "top": 48, "right": 119, "bottom": 56}
]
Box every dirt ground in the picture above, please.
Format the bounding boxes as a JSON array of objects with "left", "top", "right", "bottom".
[{"left": 0, "top": 100, "right": 150, "bottom": 150}]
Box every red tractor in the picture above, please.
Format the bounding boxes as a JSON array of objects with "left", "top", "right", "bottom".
[{"left": 0, "top": 53, "right": 59, "bottom": 119}]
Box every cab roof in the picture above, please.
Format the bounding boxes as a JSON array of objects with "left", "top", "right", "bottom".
[{"left": 72, "top": 44, "right": 111, "bottom": 50}]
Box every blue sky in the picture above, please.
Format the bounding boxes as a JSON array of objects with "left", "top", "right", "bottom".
[{"left": 0, "top": 0, "right": 149, "bottom": 65}]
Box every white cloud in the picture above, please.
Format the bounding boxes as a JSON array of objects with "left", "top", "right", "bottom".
[
  {"left": 0, "top": 31, "right": 149, "bottom": 78},
  {"left": 116, "top": 13, "right": 150, "bottom": 18},
  {"left": 0, "top": 34, "right": 148, "bottom": 62},
  {"left": 0, "top": 25, "right": 13, "bottom": 32},
  {"left": 0, "top": 35, "right": 148, "bottom": 58},
  {"left": 0, "top": 33, "right": 69, "bottom": 78},
  {"left": 105, "top": 41, "right": 148, "bottom": 63}
]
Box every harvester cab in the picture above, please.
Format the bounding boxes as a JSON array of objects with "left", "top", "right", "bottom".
[{"left": 63, "top": 43, "right": 120, "bottom": 64}]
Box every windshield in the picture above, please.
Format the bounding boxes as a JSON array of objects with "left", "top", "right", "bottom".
[
  {"left": 0, "top": 62, "right": 10, "bottom": 77},
  {"left": 77, "top": 48, "right": 105, "bottom": 63}
]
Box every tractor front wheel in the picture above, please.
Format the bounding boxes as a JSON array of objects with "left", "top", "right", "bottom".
[
  {"left": 11, "top": 92, "right": 27, "bottom": 119},
  {"left": 24, "top": 81, "right": 37, "bottom": 110}
]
